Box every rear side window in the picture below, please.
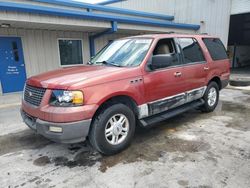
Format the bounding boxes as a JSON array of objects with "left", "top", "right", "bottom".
[
  {"left": 202, "top": 38, "right": 228, "bottom": 61},
  {"left": 178, "top": 38, "right": 205, "bottom": 64}
]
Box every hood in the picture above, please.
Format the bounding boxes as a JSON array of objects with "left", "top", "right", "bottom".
[{"left": 26, "top": 65, "right": 140, "bottom": 89}]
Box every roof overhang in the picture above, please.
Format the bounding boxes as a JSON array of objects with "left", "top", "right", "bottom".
[
  {"left": 0, "top": 1, "right": 200, "bottom": 31},
  {"left": 33, "top": 0, "right": 174, "bottom": 21}
]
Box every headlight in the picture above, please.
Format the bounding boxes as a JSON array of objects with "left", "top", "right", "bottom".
[{"left": 50, "top": 90, "right": 84, "bottom": 106}]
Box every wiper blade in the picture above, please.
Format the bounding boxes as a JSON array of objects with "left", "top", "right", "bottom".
[{"left": 97, "top": 61, "right": 121, "bottom": 67}]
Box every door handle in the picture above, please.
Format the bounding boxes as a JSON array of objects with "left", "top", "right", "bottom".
[
  {"left": 174, "top": 72, "right": 182, "bottom": 77},
  {"left": 204, "top": 67, "right": 209, "bottom": 71}
]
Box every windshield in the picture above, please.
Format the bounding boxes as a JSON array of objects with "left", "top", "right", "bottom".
[{"left": 89, "top": 38, "right": 152, "bottom": 67}]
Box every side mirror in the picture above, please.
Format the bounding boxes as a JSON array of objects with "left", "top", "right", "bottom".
[{"left": 150, "top": 54, "right": 177, "bottom": 70}]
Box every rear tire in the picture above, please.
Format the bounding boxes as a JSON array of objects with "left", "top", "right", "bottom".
[
  {"left": 201, "top": 81, "right": 219, "bottom": 113},
  {"left": 89, "top": 103, "right": 135, "bottom": 155}
]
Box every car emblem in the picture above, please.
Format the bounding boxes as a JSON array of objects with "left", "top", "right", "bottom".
[{"left": 28, "top": 91, "right": 33, "bottom": 97}]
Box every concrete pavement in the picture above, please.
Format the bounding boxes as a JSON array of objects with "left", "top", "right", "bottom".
[{"left": 0, "top": 88, "right": 249, "bottom": 188}]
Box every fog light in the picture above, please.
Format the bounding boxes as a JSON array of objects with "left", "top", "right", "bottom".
[{"left": 49, "top": 126, "right": 62, "bottom": 133}]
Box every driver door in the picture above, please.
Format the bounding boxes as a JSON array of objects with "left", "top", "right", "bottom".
[{"left": 143, "top": 38, "right": 186, "bottom": 115}]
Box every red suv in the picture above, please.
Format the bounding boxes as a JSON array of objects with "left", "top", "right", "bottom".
[{"left": 21, "top": 34, "right": 230, "bottom": 155}]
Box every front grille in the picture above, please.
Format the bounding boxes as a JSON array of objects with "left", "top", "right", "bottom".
[{"left": 24, "top": 84, "right": 46, "bottom": 107}]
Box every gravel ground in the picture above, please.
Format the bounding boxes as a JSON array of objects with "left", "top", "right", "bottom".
[{"left": 0, "top": 88, "right": 249, "bottom": 188}]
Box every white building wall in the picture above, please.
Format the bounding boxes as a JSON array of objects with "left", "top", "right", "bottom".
[
  {"left": 231, "top": 0, "right": 250, "bottom": 15},
  {"left": 0, "top": 28, "right": 91, "bottom": 77},
  {"left": 0, "top": 28, "right": 133, "bottom": 78},
  {"left": 109, "top": 0, "right": 231, "bottom": 46}
]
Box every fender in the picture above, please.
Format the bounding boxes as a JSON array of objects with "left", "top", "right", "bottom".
[
  {"left": 82, "top": 77, "right": 145, "bottom": 106},
  {"left": 96, "top": 91, "right": 140, "bottom": 106}
]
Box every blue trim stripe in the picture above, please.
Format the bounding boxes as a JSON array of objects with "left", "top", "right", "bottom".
[
  {"left": 0, "top": 2, "right": 200, "bottom": 30},
  {"left": 97, "top": 0, "right": 125, "bottom": 5},
  {"left": 89, "top": 21, "right": 118, "bottom": 56},
  {"left": 32, "top": 0, "right": 174, "bottom": 21}
]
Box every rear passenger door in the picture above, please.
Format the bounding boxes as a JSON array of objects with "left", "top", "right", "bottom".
[{"left": 177, "top": 38, "right": 208, "bottom": 101}]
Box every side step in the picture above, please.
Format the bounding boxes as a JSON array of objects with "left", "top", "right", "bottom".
[{"left": 139, "top": 99, "right": 205, "bottom": 127}]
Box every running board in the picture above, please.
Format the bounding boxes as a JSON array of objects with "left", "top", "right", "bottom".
[{"left": 139, "top": 99, "right": 205, "bottom": 127}]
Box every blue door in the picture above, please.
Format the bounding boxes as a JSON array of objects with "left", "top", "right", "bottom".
[{"left": 0, "top": 37, "right": 26, "bottom": 93}]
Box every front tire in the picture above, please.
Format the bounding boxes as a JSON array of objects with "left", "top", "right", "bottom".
[
  {"left": 201, "top": 81, "right": 219, "bottom": 112},
  {"left": 89, "top": 103, "right": 135, "bottom": 155}
]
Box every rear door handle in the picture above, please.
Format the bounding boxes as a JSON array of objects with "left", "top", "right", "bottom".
[
  {"left": 204, "top": 67, "right": 209, "bottom": 71},
  {"left": 174, "top": 72, "right": 182, "bottom": 77}
]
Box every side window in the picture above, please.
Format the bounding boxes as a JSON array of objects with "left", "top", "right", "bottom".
[
  {"left": 58, "top": 39, "right": 83, "bottom": 66},
  {"left": 153, "top": 38, "right": 175, "bottom": 55},
  {"left": 202, "top": 38, "right": 228, "bottom": 61},
  {"left": 179, "top": 38, "right": 205, "bottom": 64},
  {"left": 151, "top": 38, "right": 180, "bottom": 69}
]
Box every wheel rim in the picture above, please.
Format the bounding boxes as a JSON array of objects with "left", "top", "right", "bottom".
[
  {"left": 105, "top": 114, "right": 129, "bottom": 145},
  {"left": 207, "top": 87, "right": 217, "bottom": 107}
]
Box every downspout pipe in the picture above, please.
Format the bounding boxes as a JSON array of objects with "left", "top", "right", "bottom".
[{"left": 89, "top": 21, "right": 118, "bottom": 57}]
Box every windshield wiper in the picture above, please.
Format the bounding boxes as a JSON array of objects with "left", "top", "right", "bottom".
[{"left": 97, "top": 61, "right": 121, "bottom": 67}]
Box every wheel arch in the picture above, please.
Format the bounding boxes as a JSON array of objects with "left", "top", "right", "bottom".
[
  {"left": 91, "top": 95, "right": 139, "bottom": 125},
  {"left": 208, "top": 76, "right": 222, "bottom": 90}
]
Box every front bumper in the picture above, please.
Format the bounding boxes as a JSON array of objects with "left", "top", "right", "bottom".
[{"left": 21, "top": 110, "right": 91, "bottom": 143}]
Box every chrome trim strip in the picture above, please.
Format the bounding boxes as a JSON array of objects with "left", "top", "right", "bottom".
[
  {"left": 138, "top": 104, "right": 149, "bottom": 119},
  {"left": 138, "top": 86, "right": 207, "bottom": 119}
]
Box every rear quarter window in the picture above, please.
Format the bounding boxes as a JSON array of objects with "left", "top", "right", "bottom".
[
  {"left": 202, "top": 38, "right": 228, "bottom": 61},
  {"left": 179, "top": 38, "right": 205, "bottom": 64}
]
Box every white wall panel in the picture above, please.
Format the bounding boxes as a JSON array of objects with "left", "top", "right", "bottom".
[
  {"left": 109, "top": 0, "right": 231, "bottom": 46},
  {"left": 0, "top": 28, "right": 91, "bottom": 77},
  {"left": 0, "top": 28, "right": 134, "bottom": 79},
  {"left": 231, "top": 0, "right": 250, "bottom": 15}
]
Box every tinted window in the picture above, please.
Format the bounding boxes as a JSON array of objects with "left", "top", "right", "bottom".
[
  {"left": 179, "top": 38, "right": 205, "bottom": 64},
  {"left": 59, "top": 40, "right": 83, "bottom": 66},
  {"left": 203, "top": 38, "right": 228, "bottom": 61}
]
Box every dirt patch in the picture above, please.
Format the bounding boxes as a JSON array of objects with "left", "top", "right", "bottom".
[
  {"left": 32, "top": 119, "right": 211, "bottom": 173},
  {"left": 99, "top": 137, "right": 210, "bottom": 172},
  {"left": 229, "top": 146, "right": 250, "bottom": 160},
  {"left": 0, "top": 130, "right": 51, "bottom": 156},
  {"left": 33, "top": 156, "right": 51, "bottom": 166},
  {"left": 221, "top": 101, "right": 249, "bottom": 114},
  {"left": 226, "top": 120, "right": 250, "bottom": 131},
  {"left": 178, "top": 180, "right": 189, "bottom": 186},
  {"left": 221, "top": 102, "right": 250, "bottom": 131},
  {"left": 33, "top": 150, "right": 101, "bottom": 168},
  {"left": 52, "top": 151, "right": 100, "bottom": 168}
]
